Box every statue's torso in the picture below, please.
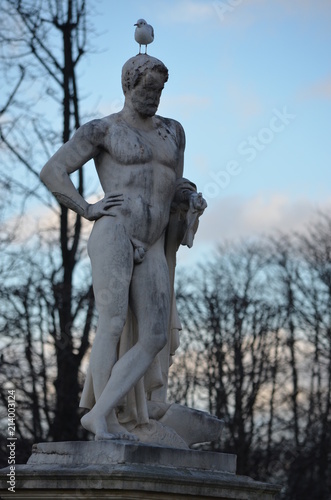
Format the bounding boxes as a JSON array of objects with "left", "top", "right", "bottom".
[{"left": 92, "top": 115, "right": 181, "bottom": 247}]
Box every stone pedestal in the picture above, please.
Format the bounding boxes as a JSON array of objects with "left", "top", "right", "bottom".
[{"left": 0, "top": 441, "right": 281, "bottom": 499}]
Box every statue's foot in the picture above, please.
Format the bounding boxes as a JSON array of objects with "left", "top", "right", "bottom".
[
  {"left": 101, "top": 420, "right": 138, "bottom": 442},
  {"left": 81, "top": 411, "right": 138, "bottom": 442}
]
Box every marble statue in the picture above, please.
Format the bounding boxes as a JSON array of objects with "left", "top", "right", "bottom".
[{"left": 40, "top": 54, "right": 223, "bottom": 448}]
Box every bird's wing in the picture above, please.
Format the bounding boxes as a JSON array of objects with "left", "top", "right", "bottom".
[{"left": 151, "top": 26, "right": 154, "bottom": 38}]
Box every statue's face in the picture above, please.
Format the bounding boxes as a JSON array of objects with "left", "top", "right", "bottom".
[{"left": 130, "top": 71, "right": 165, "bottom": 118}]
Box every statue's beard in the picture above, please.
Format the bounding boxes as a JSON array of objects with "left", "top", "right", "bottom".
[
  {"left": 140, "top": 109, "right": 157, "bottom": 118},
  {"left": 135, "top": 100, "right": 159, "bottom": 118}
]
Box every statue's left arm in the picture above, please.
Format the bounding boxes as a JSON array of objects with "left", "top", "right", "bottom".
[{"left": 171, "top": 120, "right": 207, "bottom": 248}]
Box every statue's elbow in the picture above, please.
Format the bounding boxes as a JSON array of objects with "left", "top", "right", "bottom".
[
  {"left": 40, "top": 162, "right": 52, "bottom": 188},
  {"left": 39, "top": 166, "right": 46, "bottom": 184}
]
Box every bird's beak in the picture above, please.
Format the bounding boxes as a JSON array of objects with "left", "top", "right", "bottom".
[{"left": 134, "top": 23, "right": 138, "bottom": 26}]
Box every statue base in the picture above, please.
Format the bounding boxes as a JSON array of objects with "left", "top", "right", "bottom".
[{"left": 0, "top": 440, "right": 281, "bottom": 499}]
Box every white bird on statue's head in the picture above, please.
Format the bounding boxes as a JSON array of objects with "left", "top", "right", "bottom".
[{"left": 134, "top": 19, "right": 154, "bottom": 55}]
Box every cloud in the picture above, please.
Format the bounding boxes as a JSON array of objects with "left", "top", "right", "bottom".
[
  {"left": 278, "top": 0, "right": 331, "bottom": 16},
  {"left": 156, "top": 0, "right": 217, "bottom": 24},
  {"left": 299, "top": 75, "right": 331, "bottom": 101},
  {"left": 154, "top": 0, "right": 269, "bottom": 27},
  {"left": 5, "top": 193, "right": 103, "bottom": 246},
  {"left": 176, "top": 192, "right": 331, "bottom": 266},
  {"left": 158, "top": 0, "right": 331, "bottom": 30},
  {"left": 196, "top": 193, "right": 331, "bottom": 242},
  {"left": 8, "top": 190, "right": 331, "bottom": 273}
]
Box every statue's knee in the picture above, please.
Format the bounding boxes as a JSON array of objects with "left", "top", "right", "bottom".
[
  {"left": 109, "top": 316, "right": 126, "bottom": 336},
  {"left": 98, "top": 315, "right": 125, "bottom": 339}
]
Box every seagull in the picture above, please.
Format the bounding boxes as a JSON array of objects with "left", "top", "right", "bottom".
[{"left": 134, "top": 19, "right": 154, "bottom": 55}]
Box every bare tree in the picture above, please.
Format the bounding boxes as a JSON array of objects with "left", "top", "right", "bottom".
[
  {"left": 171, "top": 218, "right": 331, "bottom": 498},
  {"left": 171, "top": 241, "right": 281, "bottom": 475},
  {"left": 0, "top": 0, "right": 96, "bottom": 448},
  {"left": 288, "top": 215, "right": 331, "bottom": 499}
]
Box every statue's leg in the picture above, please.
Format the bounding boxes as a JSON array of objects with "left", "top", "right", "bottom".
[
  {"left": 129, "top": 236, "right": 170, "bottom": 357},
  {"left": 82, "top": 218, "right": 137, "bottom": 440},
  {"left": 82, "top": 237, "right": 170, "bottom": 439},
  {"left": 88, "top": 219, "right": 133, "bottom": 399}
]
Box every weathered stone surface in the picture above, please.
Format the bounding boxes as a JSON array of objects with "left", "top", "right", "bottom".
[
  {"left": 0, "top": 444, "right": 281, "bottom": 499},
  {"left": 26, "top": 440, "right": 237, "bottom": 473},
  {"left": 39, "top": 52, "right": 212, "bottom": 447},
  {"left": 124, "top": 419, "right": 190, "bottom": 449},
  {"left": 0, "top": 467, "right": 281, "bottom": 499}
]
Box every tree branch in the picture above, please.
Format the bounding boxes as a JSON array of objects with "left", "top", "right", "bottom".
[{"left": 0, "top": 65, "right": 25, "bottom": 116}]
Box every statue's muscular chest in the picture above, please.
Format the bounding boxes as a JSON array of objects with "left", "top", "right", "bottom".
[{"left": 101, "top": 119, "right": 179, "bottom": 168}]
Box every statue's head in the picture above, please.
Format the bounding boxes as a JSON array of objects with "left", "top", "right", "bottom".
[
  {"left": 121, "top": 54, "right": 168, "bottom": 95},
  {"left": 121, "top": 55, "right": 169, "bottom": 117}
]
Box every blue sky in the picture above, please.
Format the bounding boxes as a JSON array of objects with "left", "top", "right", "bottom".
[
  {"left": 79, "top": 0, "right": 331, "bottom": 263},
  {"left": 8, "top": 0, "right": 331, "bottom": 265}
]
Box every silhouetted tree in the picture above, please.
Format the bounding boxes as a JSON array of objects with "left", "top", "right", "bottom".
[
  {"left": 0, "top": 0, "right": 96, "bottom": 456},
  {"left": 170, "top": 216, "right": 331, "bottom": 499},
  {"left": 172, "top": 241, "right": 281, "bottom": 475}
]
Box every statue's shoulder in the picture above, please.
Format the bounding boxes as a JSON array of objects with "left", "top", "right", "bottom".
[
  {"left": 155, "top": 116, "right": 185, "bottom": 146},
  {"left": 156, "top": 115, "right": 184, "bottom": 132},
  {"left": 74, "top": 118, "right": 110, "bottom": 148}
]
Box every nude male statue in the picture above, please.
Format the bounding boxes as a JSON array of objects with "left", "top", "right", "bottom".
[{"left": 40, "top": 54, "right": 209, "bottom": 443}]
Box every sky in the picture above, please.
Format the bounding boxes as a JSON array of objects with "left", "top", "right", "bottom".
[
  {"left": 76, "top": 0, "right": 331, "bottom": 265},
  {"left": 6, "top": 0, "right": 331, "bottom": 266}
]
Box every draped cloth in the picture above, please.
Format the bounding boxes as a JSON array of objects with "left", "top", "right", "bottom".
[{"left": 79, "top": 178, "right": 203, "bottom": 426}]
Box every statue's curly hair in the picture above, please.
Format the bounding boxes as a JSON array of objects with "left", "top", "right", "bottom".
[{"left": 121, "top": 54, "right": 168, "bottom": 95}]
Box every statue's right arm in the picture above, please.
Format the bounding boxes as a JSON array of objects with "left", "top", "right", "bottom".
[{"left": 40, "top": 120, "right": 122, "bottom": 220}]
